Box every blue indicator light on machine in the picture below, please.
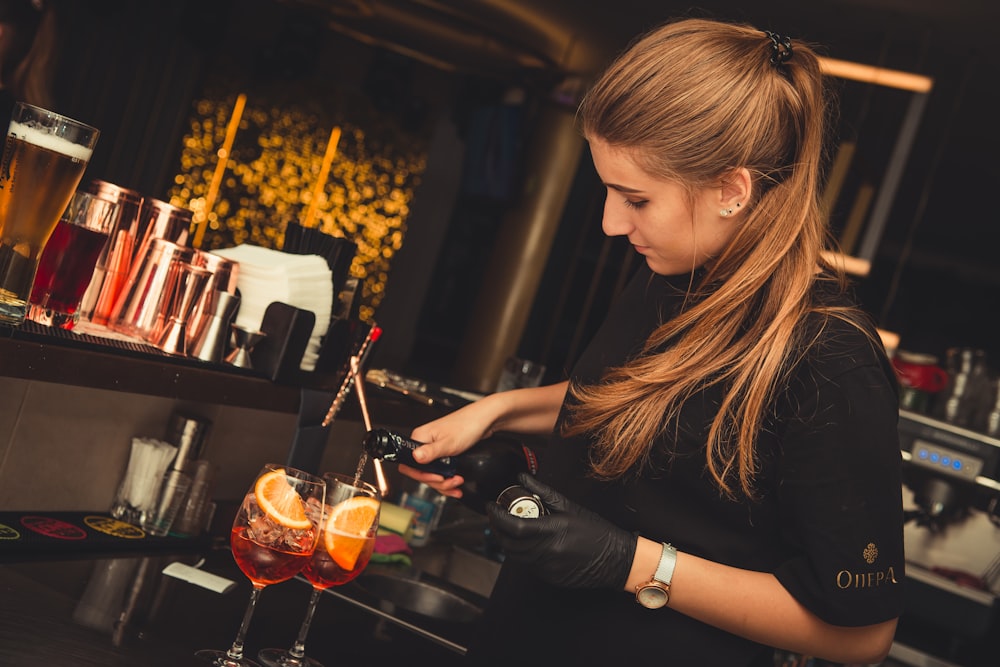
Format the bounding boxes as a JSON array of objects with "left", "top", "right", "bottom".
[
  {"left": 929, "top": 452, "right": 940, "bottom": 463},
  {"left": 941, "top": 456, "right": 951, "bottom": 466},
  {"left": 953, "top": 459, "right": 962, "bottom": 470},
  {"left": 918, "top": 449, "right": 929, "bottom": 459}
]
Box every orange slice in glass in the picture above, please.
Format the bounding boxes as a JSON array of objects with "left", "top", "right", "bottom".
[
  {"left": 325, "top": 496, "right": 380, "bottom": 571},
  {"left": 254, "top": 469, "right": 311, "bottom": 530}
]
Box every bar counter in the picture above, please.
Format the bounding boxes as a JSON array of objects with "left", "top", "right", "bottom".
[
  {"left": 0, "top": 544, "right": 471, "bottom": 666},
  {"left": 0, "top": 312, "right": 493, "bottom": 666}
]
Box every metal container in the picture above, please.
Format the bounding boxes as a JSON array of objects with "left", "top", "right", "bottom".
[
  {"left": 109, "top": 238, "right": 195, "bottom": 340},
  {"left": 188, "top": 290, "right": 240, "bottom": 363},
  {"left": 153, "top": 260, "right": 212, "bottom": 356},
  {"left": 166, "top": 413, "right": 212, "bottom": 472},
  {"left": 131, "top": 198, "right": 193, "bottom": 269},
  {"left": 187, "top": 250, "right": 239, "bottom": 351},
  {"left": 77, "top": 180, "right": 144, "bottom": 325}
]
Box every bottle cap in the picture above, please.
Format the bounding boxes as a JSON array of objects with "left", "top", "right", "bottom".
[{"left": 497, "top": 485, "right": 545, "bottom": 518}]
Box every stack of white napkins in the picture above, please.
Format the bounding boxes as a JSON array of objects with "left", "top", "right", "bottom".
[{"left": 213, "top": 244, "right": 332, "bottom": 371}]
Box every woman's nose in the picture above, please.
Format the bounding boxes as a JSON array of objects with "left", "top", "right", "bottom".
[{"left": 601, "top": 203, "right": 631, "bottom": 237}]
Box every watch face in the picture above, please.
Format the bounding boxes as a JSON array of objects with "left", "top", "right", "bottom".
[{"left": 636, "top": 584, "right": 669, "bottom": 609}]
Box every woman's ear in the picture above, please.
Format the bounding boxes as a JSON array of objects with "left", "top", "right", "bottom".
[{"left": 718, "top": 168, "right": 752, "bottom": 216}]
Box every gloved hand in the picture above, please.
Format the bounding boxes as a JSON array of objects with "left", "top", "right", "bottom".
[{"left": 486, "top": 473, "right": 637, "bottom": 590}]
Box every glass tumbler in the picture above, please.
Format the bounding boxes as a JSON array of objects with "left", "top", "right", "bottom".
[{"left": 28, "top": 190, "right": 118, "bottom": 329}]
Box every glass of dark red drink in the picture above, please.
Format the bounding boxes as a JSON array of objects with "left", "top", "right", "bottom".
[
  {"left": 27, "top": 190, "right": 117, "bottom": 330},
  {"left": 258, "top": 472, "right": 381, "bottom": 667},
  {"left": 196, "top": 464, "right": 326, "bottom": 667}
]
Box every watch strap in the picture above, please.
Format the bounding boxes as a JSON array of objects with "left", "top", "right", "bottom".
[{"left": 653, "top": 542, "right": 677, "bottom": 586}]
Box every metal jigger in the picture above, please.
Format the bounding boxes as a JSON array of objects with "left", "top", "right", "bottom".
[
  {"left": 226, "top": 324, "right": 265, "bottom": 369},
  {"left": 155, "top": 261, "right": 212, "bottom": 356}
]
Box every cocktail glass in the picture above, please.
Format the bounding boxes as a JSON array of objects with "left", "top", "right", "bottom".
[
  {"left": 196, "top": 464, "right": 326, "bottom": 667},
  {"left": 257, "top": 472, "right": 381, "bottom": 667}
]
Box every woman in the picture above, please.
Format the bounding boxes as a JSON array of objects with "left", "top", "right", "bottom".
[{"left": 401, "top": 18, "right": 903, "bottom": 666}]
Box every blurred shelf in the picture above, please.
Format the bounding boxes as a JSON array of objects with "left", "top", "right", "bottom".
[{"left": 0, "top": 322, "right": 328, "bottom": 414}]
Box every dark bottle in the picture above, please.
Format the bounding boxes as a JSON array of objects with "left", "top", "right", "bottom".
[{"left": 363, "top": 428, "right": 539, "bottom": 513}]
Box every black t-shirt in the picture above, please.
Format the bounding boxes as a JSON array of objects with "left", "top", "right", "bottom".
[{"left": 466, "top": 264, "right": 904, "bottom": 666}]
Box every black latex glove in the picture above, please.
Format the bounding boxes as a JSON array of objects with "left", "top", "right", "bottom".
[{"left": 485, "top": 473, "right": 637, "bottom": 590}]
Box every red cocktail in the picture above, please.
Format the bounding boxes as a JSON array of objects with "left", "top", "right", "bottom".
[
  {"left": 303, "top": 529, "right": 376, "bottom": 587},
  {"left": 258, "top": 473, "right": 381, "bottom": 667},
  {"left": 231, "top": 525, "right": 314, "bottom": 586},
  {"left": 196, "top": 465, "right": 324, "bottom": 667}
]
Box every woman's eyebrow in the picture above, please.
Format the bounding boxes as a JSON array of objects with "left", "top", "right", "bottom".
[{"left": 605, "top": 182, "right": 644, "bottom": 194}]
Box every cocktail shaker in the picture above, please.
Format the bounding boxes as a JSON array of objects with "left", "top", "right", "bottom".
[
  {"left": 154, "top": 260, "right": 212, "bottom": 356},
  {"left": 131, "top": 198, "right": 193, "bottom": 270},
  {"left": 166, "top": 412, "right": 212, "bottom": 472},
  {"left": 78, "top": 180, "right": 144, "bottom": 326},
  {"left": 143, "top": 413, "right": 213, "bottom": 537},
  {"left": 109, "top": 238, "right": 194, "bottom": 340},
  {"left": 187, "top": 250, "right": 239, "bottom": 353}
]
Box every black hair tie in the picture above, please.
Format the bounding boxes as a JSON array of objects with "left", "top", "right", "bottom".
[{"left": 764, "top": 31, "right": 793, "bottom": 66}]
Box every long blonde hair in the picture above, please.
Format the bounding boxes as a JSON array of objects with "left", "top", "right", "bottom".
[{"left": 568, "top": 18, "right": 868, "bottom": 498}]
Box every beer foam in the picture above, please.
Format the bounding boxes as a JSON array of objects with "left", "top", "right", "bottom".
[{"left": 8, "top": 121, "right": 94, "bottom": 161}]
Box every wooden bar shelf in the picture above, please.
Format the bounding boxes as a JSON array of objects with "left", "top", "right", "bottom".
[{"left": 0, "top": 322, "right": 321, "bottom": 414}]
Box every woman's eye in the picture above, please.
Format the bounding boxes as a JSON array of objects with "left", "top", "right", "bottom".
[{"left": 623, "top": 199, "right": 648, "bottom": 209}]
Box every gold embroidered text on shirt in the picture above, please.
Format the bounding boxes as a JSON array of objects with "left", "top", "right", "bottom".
[
  {"left": 836, "top": 567, "right": 899, "bottom": 589},
  {"left": 835, "top": 542, "right": 897, "bottom": 589}
]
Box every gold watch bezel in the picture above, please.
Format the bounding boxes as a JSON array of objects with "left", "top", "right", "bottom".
[{"left": 635, "top": 579, "right": 670, "bottom": 609}]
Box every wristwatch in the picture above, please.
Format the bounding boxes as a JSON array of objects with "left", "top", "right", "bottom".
[{"left": 635, "top": 542, "right": 677, "bottom": 609}]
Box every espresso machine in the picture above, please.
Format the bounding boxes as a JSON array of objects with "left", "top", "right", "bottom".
[
  {"left": 899, "top": 409, "right": 1000, "bottom": 528},
  {"left": 894, "top": 409, "right": 1000, "bottom": 666}
]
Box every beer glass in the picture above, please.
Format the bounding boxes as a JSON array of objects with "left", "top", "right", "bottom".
[
  {"left": 28, "top": 191, "right": 118, "bottom": 329},
  {"left": 0, "top": 103, "right": 99, "bottom": 326}
]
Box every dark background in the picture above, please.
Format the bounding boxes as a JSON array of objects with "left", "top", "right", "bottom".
[{"left": 39, "top": 0, "right": 1000, "bottom": 388}]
